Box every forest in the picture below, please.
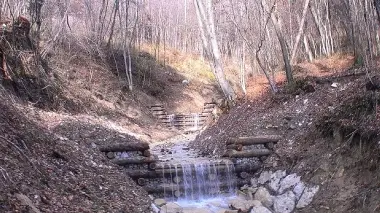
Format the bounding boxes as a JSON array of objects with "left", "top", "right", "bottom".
[{"left": 0, "top": 0, "right": 379, "bottom": 213}]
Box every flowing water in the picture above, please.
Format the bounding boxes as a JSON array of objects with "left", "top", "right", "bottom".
[
  {"left": 159, "top": 160, "right": 237, "bottom": 201},
  {"left": 151, "top": 139, "right": 239, "bottom": 212}
]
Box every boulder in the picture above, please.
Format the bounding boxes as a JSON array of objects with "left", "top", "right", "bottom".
[
  {"left": 278, "top": 174, "right": 301, "bottom": 194},
  {"left": 265, "top": 170, "right": 287, "bottom": 193},
  {"left": 254, "top": 187, "right": 273, "bottom": 208},
  {"left": 250, "top": 178, "right": 258, "bottom": 187},
  {"left": 229, "top": 198, "right": 261, "bottom": 212},
  {"left": 273, "top": 191, "right": 296, "bottom": 213},
  {"left": 154, "top": 198, "right": 167, "bottom": 207},
  {"left": 296, "top": 185, "right": 320, "bottom": 209},
  {"left": 250, "top": 206, "right": 273, "bottom": 213},
  {"left": 293, "top": 182, "right": 306, "bottom": 200},
  {"left": 258, "top": 171, "right": 273, "bottom": 185}
]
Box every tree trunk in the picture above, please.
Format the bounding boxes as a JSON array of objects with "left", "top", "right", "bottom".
[
  {"left": 263, "top": 0, "right": 293, "bottom": 83},
  {"left": 290, "top": 0, "right": 311, "bottom": 64},
  {"left": 194, "top": 0, "right": 236, "bottom": 100}
]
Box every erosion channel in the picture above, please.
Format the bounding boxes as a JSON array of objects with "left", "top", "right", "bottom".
[{"left": 100, "top": 129, "right": 319, "bottom": 213}]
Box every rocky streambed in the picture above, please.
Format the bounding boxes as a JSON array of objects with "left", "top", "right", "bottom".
[{"left": 151, "top": 169, "right": 319, "bottom": 213}]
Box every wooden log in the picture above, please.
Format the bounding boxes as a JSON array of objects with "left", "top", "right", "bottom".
[
  {"left": 148, "top": 163, "right": 157, "bottom": 170},
  {"left": 137, "top": 178, "right": 147, "bottom": 186},
  {"left": 264, "top": 142, "right": 275, "bottom": 150},
  {"left": 226, "top": 135, "right": 281, "bottom": 145},
  {"left": 112, "top": 156, "right": 157, "bottom": 165},
  {"left": 106, "top": 152, "right": 115, "bottom": 159},
  {"left": 224, "top": 149, "right": 272, "bottom": 158},
  {"left": 143, "top": 150, "right": 151, "bottom": 157},
  {"left": 99, "top": 142, "right": 150, "bottom": 152},
  {"left": 226, "top": 144, "right": 243, "bottom": 151},
  {"left": 126, "top": 170, "right": 160, "bottom": 179}
]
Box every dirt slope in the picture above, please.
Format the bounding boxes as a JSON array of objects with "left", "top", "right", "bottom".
[
  {"left": 190, "top": 65, "right": 380, "bottom": 212},
  {"left": 0, "top": 92, "right": 151, "bottom": 213}
]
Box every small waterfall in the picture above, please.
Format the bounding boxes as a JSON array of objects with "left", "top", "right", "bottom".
[
  {"left": 161, "top": 160, "right": 237, "bottom": 201},
  {"left": 225, "top": 161, "right": 237, "bottom": 194},
  {"left": 167, "top": 114, "right": 175, "bottom": 127},
  {"left": 191, "top": 113, "right": 200, "bottom": 130},
  {"left": 182, "top": 163, "right": 194, "bottom": 200}
]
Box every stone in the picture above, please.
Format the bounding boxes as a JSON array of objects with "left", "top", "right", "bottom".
[
  {"left": 250, "top": 206, "right": 273, "bottom": 213},
  {"left": 296, "top": 185, "right": 320, "bottom": 209},
  {"left": 229, "top": 198, "right": 261, "bottom": 212},
  {"left": 250, "top": 178, "right": 258, "bottom": 187},
  {"left": 268, "top": 179, "right": 281, "bottom": 193},
  {"left": 154, "top": 198, "right": 167, "bottom": 207},
  {"left": 247, "top": 187, "right": 258, "bottom": 200},
  {"left": 273, "top": 191, "right": 296, "bottom": 213},
  {"left": 254, "top": 187, "right": 273, "bottom": 208},
  {"left": 258, "top": 171, "right": 273, "bottom": 185},
  {"left": 268, "top": 170, "right": 287, "bottom": 193},
  {"left": 331, "top": 82, "right": 338, "bottom": 88},
  {"left": 293, "top": 182, "right": 306, "bottom": 200},
  {"left": 278, "top": 174, "right": 301, "bottom": 194},
  {"left": 160, "top": 202, "right": 183, "bottom": 213}
]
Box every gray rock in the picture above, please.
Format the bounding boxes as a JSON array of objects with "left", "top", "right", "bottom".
[
  {"left": 160, "top": 202, "right": 183, "bottom": 213},
  {"left": 273, "top": 191, "right": 296, "bottom": 213},
  {"left": 278, "top": 174, "right": 301, "bottom": 194},
  {"left": 254, "top": 187, "right": 273, "bottom": 208},
  {"left": 268, "top": 178, "right": 281, "bottom": 193},
  {"left": 296, "top": 185, "right": 320, "bottom": 209},
  {"left": 251, "top": 178, "right": 258, "bottom": 187},
  {"left": 251, "top": 206, "right": 273, "bottom": 213},
  {"left": 154, "top": 198, "right": 167, "bottom": 207},
  {"left": 229, "top": 198, "right": 261, "bottom": 212},
  {"left": 268, "top": 170, "right": 287, "bottom": 192},
  {"left": 258, "top": 171, "right": 273, "bottom": 185},
  {"left": 293, "top": 182, "right": 306, "bottom": 200},
  {"left": 271, "top": 170, "right": 287, "bottom": 180},
  {"left": 247, "top": 187, "right": 258, "bottom": 200}
]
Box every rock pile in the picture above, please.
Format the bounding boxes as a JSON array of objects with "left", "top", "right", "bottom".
[{"left": 230, "top": 170, "right": 319, "bottom": 213}]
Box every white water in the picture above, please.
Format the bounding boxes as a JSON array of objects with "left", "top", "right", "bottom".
[
  {"left": 176, "top": 196, "right": 237, "bottom": 213},
  {"left": 161, "top": 160, "right": 237, "bottom": 201}
]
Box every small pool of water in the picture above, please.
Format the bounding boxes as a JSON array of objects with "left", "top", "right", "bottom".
[{"left": 164, "top": 195, "right": 237, "bottom": 213}]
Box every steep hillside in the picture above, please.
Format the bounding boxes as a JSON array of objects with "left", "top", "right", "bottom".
[
  {"left": 0, "top": 91, "right": 151, "bottom": 212},
  {"left": 190, "top": 58, "right": 380, "bottom": 212}
]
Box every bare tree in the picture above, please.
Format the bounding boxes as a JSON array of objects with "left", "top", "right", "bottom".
[{"left": 194, "top": 0, "right": 235, "bottom": 100}]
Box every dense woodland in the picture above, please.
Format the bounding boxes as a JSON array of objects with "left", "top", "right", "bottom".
[{"left": 2, "top": 0, "right": 380, "bottom": 98}]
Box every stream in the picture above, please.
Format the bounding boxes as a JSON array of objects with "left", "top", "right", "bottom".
[{"left": 150, "top": 135, "right": 239, "bottom": 213}]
